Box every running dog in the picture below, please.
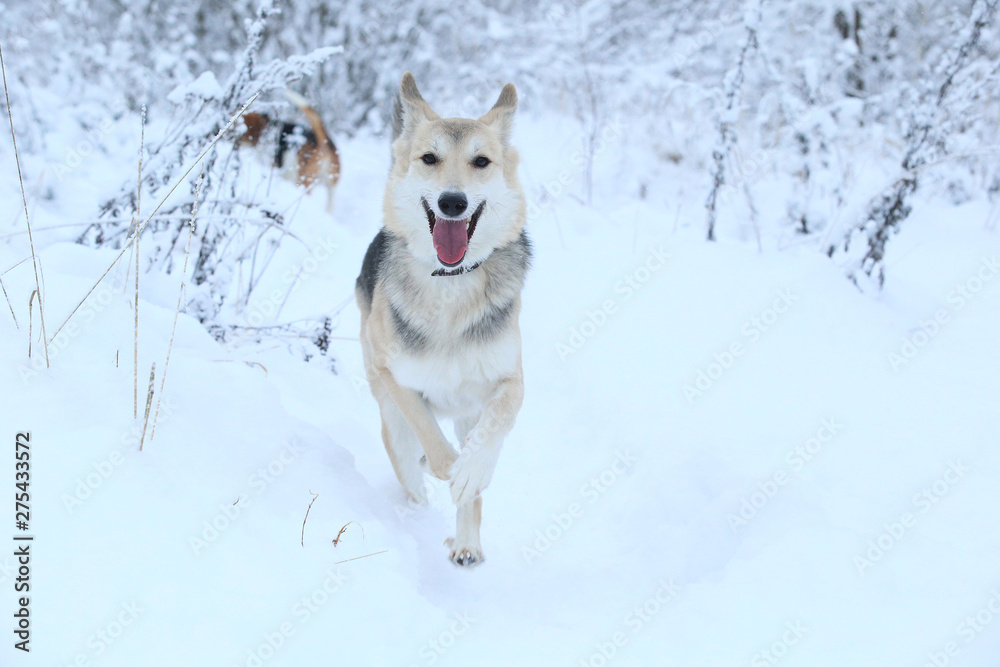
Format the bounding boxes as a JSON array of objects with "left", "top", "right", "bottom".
[
  {"left": 355, "top": 73, "right": 530, "bottom": 568},
  {"left": 237, "top": 92, "right": 340, "bottom": 211}
]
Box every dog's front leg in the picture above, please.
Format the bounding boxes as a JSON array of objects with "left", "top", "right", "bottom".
[
  {"left": 447, "top": 496, "right": 483, "bottom": 567},
  {"left": 374, "top": 363, "right": 458, "bottom": 480},
  {"left": 451, "top": 374, "right": 524, "bottom": 506}
]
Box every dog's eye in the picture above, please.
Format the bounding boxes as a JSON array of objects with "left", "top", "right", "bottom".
[
  {"left": 473, "top": 156, "right": 491, "bottom": 168},
  {"left": 421, "top": 153, "right": 438, "bottom": 165}
]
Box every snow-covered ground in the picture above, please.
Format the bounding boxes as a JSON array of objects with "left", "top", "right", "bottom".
[{"left": 2, "top": 111, "right": 999, "bottom": 666}]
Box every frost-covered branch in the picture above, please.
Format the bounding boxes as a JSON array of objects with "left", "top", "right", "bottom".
[
  {"left": 830, "top": 0, "right": 998, "bottom": 289},
  {"left": 705, "top": 0, "right": 762, "bottom": 242}
]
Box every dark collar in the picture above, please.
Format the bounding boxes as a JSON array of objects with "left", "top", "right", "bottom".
[{"left": 431, "top": 259, "right": 484, "bottom": 277}]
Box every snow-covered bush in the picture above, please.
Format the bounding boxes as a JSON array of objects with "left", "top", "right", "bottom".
[
  {"left": 4, "top": 0, "right": 998, "bottom": 315},
  {"left": 73, "top": 9, "right": 340, "bottom": 337}
]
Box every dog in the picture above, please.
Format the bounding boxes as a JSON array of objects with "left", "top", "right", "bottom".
[
  {"left": 355, "top": 73, "right": 530, "bottom": 567},
  {"left": 237, "top": 92, "right": 340, "bottom": 211}
]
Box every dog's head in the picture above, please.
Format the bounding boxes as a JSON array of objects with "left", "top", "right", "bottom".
[{"left": 384, "top": 73, "right": 525, "bottom": 273}]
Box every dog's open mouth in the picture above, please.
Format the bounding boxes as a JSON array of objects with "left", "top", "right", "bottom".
[{"left": 422, "top": 198, "right": 486, "bottom": 267}]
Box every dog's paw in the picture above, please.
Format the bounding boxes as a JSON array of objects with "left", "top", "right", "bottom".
[
  {"left": 422, "top": 450, "right": 457, "bottom": 482},
  {"left": 450, "top": 446, "right": 500, "bottom": 506},
  {"left": 445, "top": 537, "right": 484, "bottom": 568}
]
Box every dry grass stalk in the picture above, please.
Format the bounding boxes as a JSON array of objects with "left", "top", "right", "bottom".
[
  {"left": 333, "top": 550, "right": 387, "bottom": 566},
  {"left": 1, "top": 273, "right": 18, "bottom": 329},
  {"left": 149, "top": 166, "right": 204, "bottom": 444},
  {"left": 1, "top": 39, "right": 49, "bottom": 367},
  {"left": 332, "top": 521, "right": 365, "bottom": 548},
  {"left": 134, "top": 106, "right": 145, "bottom": 418},
  {"left": 138, "top": 362, "right": 156, "bottom": 451},
  {"left": 27, "top": 289, "right": 37, "bottom": 357},
  {"left": 300, "top": 491, "right": 320, "bottom": 547}
]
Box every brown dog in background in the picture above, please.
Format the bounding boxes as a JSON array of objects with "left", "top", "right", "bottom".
[{"left": 238, "top": 91, "right": 340, "bottom": 212}]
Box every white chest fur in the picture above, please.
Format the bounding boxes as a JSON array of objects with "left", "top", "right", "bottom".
[{"left": 390, "top": 333, "right": 519, "bottom": 417}]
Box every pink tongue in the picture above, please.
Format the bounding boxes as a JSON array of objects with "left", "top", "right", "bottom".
[{"left": 432, "top": 219, "right": 468, "bottom": 265}]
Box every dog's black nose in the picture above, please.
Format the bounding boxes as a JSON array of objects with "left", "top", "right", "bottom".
[{"left": 438, "top": 192, "right": 468, "bottom": 217}]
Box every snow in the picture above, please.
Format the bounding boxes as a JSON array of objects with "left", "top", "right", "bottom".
[
  {"left": 2, "top": 103, "right": 999, "bottom": 666},
  {"left": 167, "top": 72, "right": 224, "bottom": 105}
]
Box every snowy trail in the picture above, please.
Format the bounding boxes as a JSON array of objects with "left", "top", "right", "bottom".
[{"left": 1, "top": 123, "right": 999, "bottom": 666}]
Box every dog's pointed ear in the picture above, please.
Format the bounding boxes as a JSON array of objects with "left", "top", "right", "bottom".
[
  {"left": 478, "top": 83, "right": 517, "bottom": 144},
  {"left": 393, "top": 72, "right": 439, "bottom": 140}
]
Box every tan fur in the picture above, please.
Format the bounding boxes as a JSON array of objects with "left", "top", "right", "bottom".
[
  {"left": 291, "top": 98, "right": 341, "bottom": 211},
  {"left": 357, "top": 73, "right": 528, "bottom": 567},
  {"left": 236, "top": 97, "right": 341, "bottom": 212},
  {"left": 239, "top": 112, "right": 269, "bottom": 146}
]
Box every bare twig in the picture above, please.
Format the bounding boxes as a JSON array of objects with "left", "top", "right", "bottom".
[
  {"left": 1, "top": 257, "right": 30, "bottom": 276},
  {"left": 137, "top": 106, "right": 146, "bottom": 227},
  {"left": 1, "top": 39, "right": 49, "bottom": 367},
  {"left": 300, "top": 491, "right": 320, "bottom": 547},
  {"left": 273, "top": 267, "right": 303, "bottom": 322},
  {"left": 332, "top": 521, "right": 365, "bottom": 547},
  {"left": 0, "top": 274, "right": 18, "bottom": 329},
  {"left": 27, "top": 290, "right": 37, "bottom": 357},
  {"left": 332, "top": 550, "right": 387, "bottom": 566},
  {"left": 150, "top": 167, "right": 204, "bottom": 444},
  {"left": 139, "top": 363, "right": 156, "bottom": 451},
  {"left": 245, "top": 360, "right": 268, "bottom": 374},
  {"left": 705, "top": 0, "right": 762, "bottom": 242},
  {"left": 134, "top": 106, "right": 145, "bottom": 418}
]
